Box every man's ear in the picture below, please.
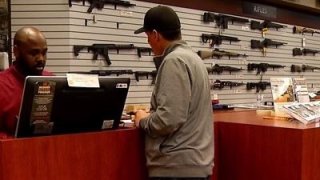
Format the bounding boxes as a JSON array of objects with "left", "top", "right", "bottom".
[{"left": 152, "top": 30, "right": 161, "bottom": 41}]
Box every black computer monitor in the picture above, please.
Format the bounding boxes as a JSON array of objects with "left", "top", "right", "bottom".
[{"left": 15, "top": 76, "right": 130, "bottom": 138}]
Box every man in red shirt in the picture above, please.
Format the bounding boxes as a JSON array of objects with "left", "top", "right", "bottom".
[{"left": 0, "top": 27, "right": 53, "bottom": 138}]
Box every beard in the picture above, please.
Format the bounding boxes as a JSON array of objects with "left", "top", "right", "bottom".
[{"left": 16, "top": 57, "right": 45, "bottom": 76}]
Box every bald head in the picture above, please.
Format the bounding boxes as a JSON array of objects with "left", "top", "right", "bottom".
[
  {"left": 14, "top": 27, "right": 46, "bottom": 47},
  {"left": 13, "top": 27, "right": 48, "bottom": 75}
]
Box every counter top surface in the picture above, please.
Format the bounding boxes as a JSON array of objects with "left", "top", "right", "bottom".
[{"left": 213, "top": 109, "right": 320, "bottom": 129}]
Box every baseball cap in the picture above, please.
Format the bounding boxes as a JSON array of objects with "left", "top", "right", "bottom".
[{"left": 134, "top": 5, "right": 181, "bottom": 34}]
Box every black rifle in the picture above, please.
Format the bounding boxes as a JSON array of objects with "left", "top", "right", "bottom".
[
  {"left": 136, "top": 47, "right": 152, "bottom": 58},
  {"left": 208, "top": 64, "right": 243, "bottom": 74},
  {"left": 291, "top": 65, "right": 302, "bottom": 73},
  {"left": 247, "top": 63, "right": 285, "bottom": 74},
  {"left": 251, "top": 39, "right": 287, "bottom": 49},
  {"left": 201, "top": 34, "right": 240, "bottom": 47},
  {"left": 87, "top": 44, "right": 135, "bottom": 65},
  {"left": 86, "top": 0, "right": 136, "bottom": 13},
  {"left": 251, "top": 20, "right": 286, "bottom": 31},
  {"left": 302, "top": 48, "right": 320, "bottom": 56},
  {"left": 251, "top": 39, "right": 286, "bottom": 55},
  {"left": 293, "top": 48, "right": 320, "bottom": 56},
  {"left": 198, "top": 49, "right": 248, "bottom": 60},
  {"left": 293, "top": 26, "right": 320, "bottom": 36},
  {"left": 73, "top": 45, "right": 91, "bottom": 56},
  {"left": 214, "top": 14, "right": 249, "bottom": 29},
  {"left": 246, "top": 81, "right": 271, "bottom": 92},
  {"left": 212, "top": 80, "right": 245, "bottom": 89},
  {"left": 203, "top": 12, "right": 249, "bottom": 29},
  {"left": 90, "top": 69, "right": 133, "bottom": 76},
  {"left": 302, "top": 64, "right": 320, "bottom": 72},
  {"left": 134, "top": 70, "right": 157, "bottom": 84}
]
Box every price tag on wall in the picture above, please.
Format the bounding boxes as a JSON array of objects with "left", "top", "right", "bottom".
[{"left": 302, "top": 37, "right": 306, "bottom": 47}]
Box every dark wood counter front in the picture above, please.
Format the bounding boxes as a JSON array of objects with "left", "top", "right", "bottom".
[
  {"left": 0, "top": 129, "right": 148, "bottom": 180},
  {"left": 214, "top": 110, "right": 320, "bottom": 180}
]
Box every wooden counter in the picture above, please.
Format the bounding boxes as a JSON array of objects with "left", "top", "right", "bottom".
[
  {"left": 214, "top": 110, "right": 320, "bottom": 180},
  {"left": 0, "top": 129, "right": 148, "bottom": 180},
  {"left": 2, "top": 110, "right": 318, "bottom": 180}
]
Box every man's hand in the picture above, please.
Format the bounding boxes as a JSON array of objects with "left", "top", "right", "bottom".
[{"left": 133, "top": 110, "right": 149, "bottom": 127}]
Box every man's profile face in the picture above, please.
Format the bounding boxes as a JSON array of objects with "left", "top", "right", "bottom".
[{"left": 15, "top": 35, "right": 47, "bottom": 75}]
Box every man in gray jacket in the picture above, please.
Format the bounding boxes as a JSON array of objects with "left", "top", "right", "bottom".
[{"left": 134, "top": 5, "right": 214, "bottom": 180}]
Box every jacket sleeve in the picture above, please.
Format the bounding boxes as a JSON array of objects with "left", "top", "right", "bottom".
[{"left": 139, "top": 57, "right": 192, "bottom": 137}]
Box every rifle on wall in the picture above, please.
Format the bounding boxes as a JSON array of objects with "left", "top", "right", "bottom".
[
  {"left": 89, "top": 43, "right": 135, "bottom": 65},
  {"left": 290, "top": 64, "right": 320, "bottom": 73},
  {"left": 201, "top": 34, "right": 241, "bottom": 47},
  {"left": 251, "top": 20, "right": 286, "bottom": 37},
  {"left": 136, "top": 47, "right": 152, "bottom": 58},
  {"left": 73, "top": 45, "right": 91, "bottom": 56},
  {"left": 292, "top": 48, "right": 320, "bottom": 56},
  {"left": 301, "top": 64, "right": 320, "bottom": 72},
  {"left": 247, "top": 63, "right": 285, "bottom": 75},
  {"left": 73, "top": 43, "right": 135, "bottom": 65},
  {"left": 207, "top": 64, "right": 243, "bottom": 74},
  {"left": 211, "top": 80, "right": 245, "bottom": 89},
  {"left": 251, "top": 39, "right": 287, "bottom": 56},
  {"left": 134, "top": 70, "right": 158, "bottom": 84},
  {"left": 293, "top": 26, "right": 320, "bottom": 36},
  {"left": 69, "top": 0, "right": 136, "bottom": 13},
  {"left": 246, "top": 81, "right": 271, "bottom": 92},
  {"left": 290, "top": 64, "right": 320, "bottom": 72},
  {"left": 203, "top": 12, "right": 249, "bottom": 29},
  {"left": 90, "top": 69, "right": 134, "bottom": 76},
  {"left": 198, "top": 49, "right": 248, "bottom": 60}
]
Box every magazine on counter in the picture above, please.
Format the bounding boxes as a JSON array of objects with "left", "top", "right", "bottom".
[
  {"left": 270, "top": 77, "right": 295, "bottom": 117},
  {"left": 283, "top": 101, "right": 320, "bottom": 124},
  {"left": 292, "top": 77, "right": 310, "bottom": 103}
]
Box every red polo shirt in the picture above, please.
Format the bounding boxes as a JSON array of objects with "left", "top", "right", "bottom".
[{"left": 0, "top": 65, "right": 53, "bottom": 138}]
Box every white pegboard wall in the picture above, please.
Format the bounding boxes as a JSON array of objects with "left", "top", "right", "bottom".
[{"left": 10, "top": 0, "right": 320, "bottom": 106}]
